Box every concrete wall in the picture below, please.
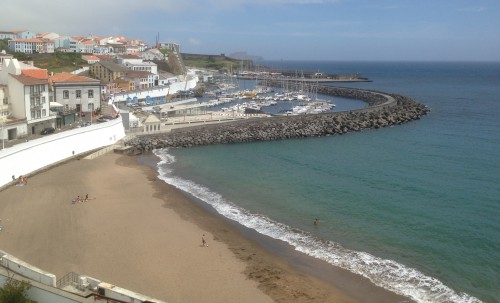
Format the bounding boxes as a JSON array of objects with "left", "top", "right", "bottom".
[
  {"left": 0, "top": 251, "right": 56, "bottom": 287},
  {"left": 0, "top": 275, "right": 81, "bottom": 303},
  {"left": 0, "top": 252, "right": 167, "bottom": 303},
  {"left": 98, "top": 282, "right": 166, "bottom": 303},
  {"left": 0, "top": 117, "right": 125, "bottom": 189}
]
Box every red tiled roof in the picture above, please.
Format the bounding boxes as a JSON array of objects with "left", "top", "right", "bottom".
[
  {"left": 21, "top": 69, "right": 49, "bottom": 79},
  {"left": 82, "top": 55, "right": 99, "bottom": 60},
  {"left": 95, "top": 55, "right": 113, "bottom": 60},
  {"left": 49, "top": 72, "right": 99, "bottom": 84},
  {"left": 10, "top": 38, "right": 46, "bottom": 43},
  {"left": 10, "top": 73, "right": 48, "bottom": 85}
]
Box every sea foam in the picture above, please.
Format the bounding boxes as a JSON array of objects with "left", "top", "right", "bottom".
[{"left": 154, "top": 149, "right": 482, "bottom": 303}]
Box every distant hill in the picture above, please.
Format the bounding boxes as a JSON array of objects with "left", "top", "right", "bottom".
[
  {"left": 181, "top": 52, "right": 255, "bottom": 71},
  {"left": 228, "top": 52, "right": 264, "bottom": 62}
]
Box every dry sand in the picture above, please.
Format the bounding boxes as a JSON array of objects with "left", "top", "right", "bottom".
[{"left": 0, "top": 152, "right": 405, "bottom": 303}]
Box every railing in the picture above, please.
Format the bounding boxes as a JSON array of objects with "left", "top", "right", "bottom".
[{"left": 56, "top": 271, "right": 80, "bottom": 289}]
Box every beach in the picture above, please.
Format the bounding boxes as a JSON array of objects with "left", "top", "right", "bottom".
[{"left": 0, "top": 152, "right": 406, "bottom": 303}]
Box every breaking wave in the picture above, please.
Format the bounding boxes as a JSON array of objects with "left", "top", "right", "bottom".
[{"left": 153, "top": 149, "right": 482, "bottom": 303}]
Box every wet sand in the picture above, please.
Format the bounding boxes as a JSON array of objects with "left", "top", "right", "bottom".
[{"left": 0, "top": 152, "right": 407, "bottom": 302}]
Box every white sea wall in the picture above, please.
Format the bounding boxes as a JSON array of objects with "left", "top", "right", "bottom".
[
  {"left": 98, "top": 282, "right": 167, "bottom": 303},
  {"left": 0, "top": 117, "right": 125, "bottom": 189},
  {"left": 0, "top": 251, "right": 56, "bottom": 287}
]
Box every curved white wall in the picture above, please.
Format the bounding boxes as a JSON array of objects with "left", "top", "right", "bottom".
[{"left": 0, "top": 117, "right": 125, "bottom": 189}]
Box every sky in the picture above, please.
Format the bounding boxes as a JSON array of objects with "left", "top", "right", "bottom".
[{"left": 2, "top": 0, "right": 500, "bottom": 61}]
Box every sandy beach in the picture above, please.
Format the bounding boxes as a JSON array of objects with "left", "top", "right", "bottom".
[{"left": 0, "top": 152, "right": 406, "bottom": 303}]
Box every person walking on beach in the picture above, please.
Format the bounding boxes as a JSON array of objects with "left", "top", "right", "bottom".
[{"left": 202, "top": 234, "right": 208, "bottom": 247}]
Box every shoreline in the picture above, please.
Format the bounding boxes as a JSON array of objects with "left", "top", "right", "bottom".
[
  {"left": 0, "top": 152, "right": 408, "bottom": 302},
  {"left": 137, "top": 152, "right": 411, "bottom": 303}
]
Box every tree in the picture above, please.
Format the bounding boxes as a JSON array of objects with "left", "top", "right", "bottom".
[{"left": 0, "top": 277, "right": 36, "bottom": 303}]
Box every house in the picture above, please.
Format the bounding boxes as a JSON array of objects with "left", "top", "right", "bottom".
[
  {"left": 76, "top": 38, "right": 95, "bottom": 53},
  {"left": 82, "top": 55, "right": 100, "bottom": 64},
  {"left": 0, "top": 58, "right": 54, "bottom": 138},
  {"left": 49, "top": 72, "right": 101, "bottom": 116},
  {"left": 116, "top": 54, "right": 158, "bottom": 75},
  {"left": 107, "top": 43, "right": 140, "bottom": 54},
  {"left": 12, "top": 30, "right": 36, "bottom": 39},
  {"left": 0, "top": 31, "right": 17, "bottom": 40},
  {"left": 122, "top": 70, "right": 155, "bottom": 89},
  {"left": 37, "top": 32, "right": 60, "bottom": 40}
]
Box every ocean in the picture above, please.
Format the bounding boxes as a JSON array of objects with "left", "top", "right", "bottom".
[{"left": 152, "top": 61, "right": 500, "bottom": 303}]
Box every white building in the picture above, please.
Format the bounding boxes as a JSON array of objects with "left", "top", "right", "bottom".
[
  {"left": 8, "top": 38, "right": 55, "bottom": 54},
  {"left": 0, "top": 31, "right": 16, "bottom": 40},
  {"left": 49, "top": 72, "right": 101, "bottom": 114},
  {"left": 0, "top": 59, "right": 54, "bottom": 137}
]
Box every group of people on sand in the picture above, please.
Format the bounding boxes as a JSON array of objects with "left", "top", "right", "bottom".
[{"left": 73, "top": 194, "right": 92, "bottom": 204}]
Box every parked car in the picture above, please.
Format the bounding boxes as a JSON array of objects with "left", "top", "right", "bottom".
[{"left": 40, "top": 127, "right": 55, "bottom": 135}]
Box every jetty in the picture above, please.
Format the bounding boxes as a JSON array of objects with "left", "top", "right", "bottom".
[{"left": 125, "top": 85, "right": 429, "bottom": 151}]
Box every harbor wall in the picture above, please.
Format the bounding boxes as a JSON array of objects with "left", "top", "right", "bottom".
[
  {"left": 125, "top": 88, "right": 430, "bottom": 151},
  {"left": 0, "top": 117, "right": 126, "bottom": 189}
]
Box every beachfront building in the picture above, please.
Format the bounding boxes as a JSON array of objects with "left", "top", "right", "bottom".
[
  {"left": 49, "top": 72, "right": 101, "bottom": 119},
  {"left": 0, "top": 58, "right": 54, "bottom": 138}
]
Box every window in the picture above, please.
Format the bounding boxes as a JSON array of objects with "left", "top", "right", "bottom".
[
  {"left": 88, "top": 90, "right": 94, "bottom": 98},
  {"left": 42, "top": 96, "right": 46, "bottom": 104},
  {"left": 42, "top": 109, "right": 46, "bottom": 116},
  {"left": 63, "top": 90, "right": 69, "bottom": 99},
  {"left": 76, "top": 90, "right": 81, "bottom": 98}
]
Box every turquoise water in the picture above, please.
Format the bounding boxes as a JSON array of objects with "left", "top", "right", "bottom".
[{"left": 154, "top": 62, "right": 500, "bottom": 303}]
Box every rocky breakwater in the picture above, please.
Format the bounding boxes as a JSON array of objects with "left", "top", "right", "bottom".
[{"left": 125, "top": 87, "right": 430, "bottom": 152}]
